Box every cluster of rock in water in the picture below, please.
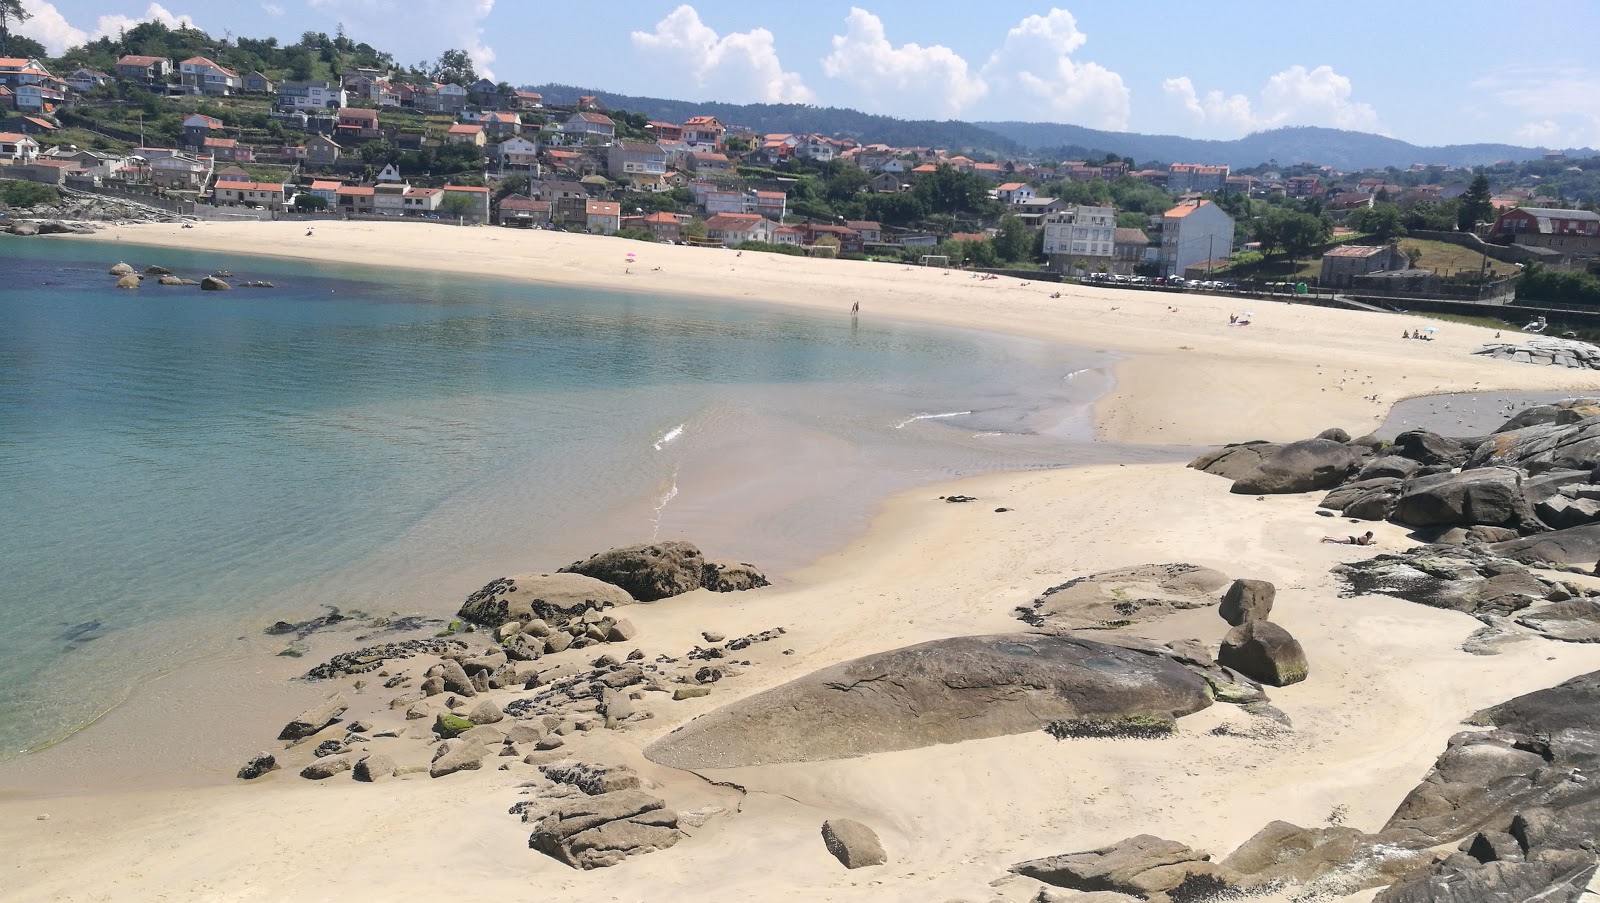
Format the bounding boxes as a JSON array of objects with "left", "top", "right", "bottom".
[
  {"left": 1473, "top": 337, "right": 1600, "bottom": 370},
  {"left": 105, "top": 261, "right": 270, "bottom": 291}
]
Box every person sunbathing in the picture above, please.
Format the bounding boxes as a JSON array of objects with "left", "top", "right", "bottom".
[{"left": 1322, "top": 531, "right": 1375, "bottom": 546}]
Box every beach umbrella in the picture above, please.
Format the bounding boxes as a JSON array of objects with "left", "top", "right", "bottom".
[
  {"left": 1242, "top": 311, "right": 1255, "bottom": 317},
  {"left": 1422, "top": 326, "right": 1438, "bottom": 332}
]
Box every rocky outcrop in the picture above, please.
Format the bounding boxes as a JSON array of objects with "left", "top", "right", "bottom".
[
  {"left": 701, "top": 560, "right": 770, "bottom": 593},
  {"left": 1392, "top": 430, "right": 1471, "bottom": 467},
  {"left": 1392, "top": 468, "right": 1527, "bottom": 529},
  {"left": 1333, "top": 545, "right": 1575, "bottom": 619},
  {"left": 821, "top": 818, "right": 887, "bottom": 869},
  {"left": 1475, "top": 338, "right": 1600, "bottom": 371},
  {"left": 1219, "top": 578, "right": 1274, "bottom": 626},
  {"left": 1321, "top": 477, "right": 1404, "bottom": 520},
  {"left": 1490, "top": 523, "right": 1600, "bottom": 566},
  {"left": 526, "top": 789, "right": 683, "bottom": 869},
  {"left": 236, "top": 752, "right": 278, "bottom": 780},
  {"left": 1217, "top": 621, "right": 1308, "bottom": 687},
  {"left": 1516, "top": 599, "right": 1600, "bottom": 643},
  {"left": 456, "top": 572, "right": 634, "bottom": 627},
  {"left": 1018, "top": 563, "right": 1230, "bottom": 631},
  {"left": 276, "top": 694, "right": 347, "bottom": 741},
  {"left": 1221, "top": 820, "right": 1437, "bottom": 898},
  {"left": 200, "top": 276, "right": 231, "bottom": 291},
  {"left": 1230, "top": 439, "right": 1363, "bottom": 495},
  {"left": 1011, "top": 834, "right": 1238, "bottom": 903},
  {"left": 115, "top": 273, "right": 140, "bottom": 289},
  {"left": 108, "top": 261, "right": 135, "bottom": 276},
  {"left": 1468, "top": 415, "right": 1600, "bottom": 473},
  {"left": 561, "top": 541, "right": 767, "bottom": 601},
  {"left": 644, "top": 634, "right": 1213, "bottom": 768},
  {"left": 1188, "top": 442, "right": 1282, "bottom": 481}
]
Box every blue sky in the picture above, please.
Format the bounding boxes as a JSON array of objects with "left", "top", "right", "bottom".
[{"left": 18, "top": 1, "right": 1600, "bottom": 148}]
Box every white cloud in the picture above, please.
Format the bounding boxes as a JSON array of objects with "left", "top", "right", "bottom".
[
  {"left": 1473, "top": 65, "right": 1600, "bottom": 148},
  {"left": 262, "top": 3, "right": 284, "bottom": 16},
  {"left": 18, "top": 1, "right": 199, "bottom": 54},
  {"left": 17, "top": 1, "right": 86, "bottom": 54},
  {"left": 631, "top": 5, "right": 813, "bottom": 104},
  {"left": 306, "top": 0, "right": 497, "bottom": 80},
  {"left": 979, "top": 9, "right": 1129, "bottom": 130},
  {"left": 820, "top": 7, "right": 986, "bottom": 119},
  {"left": 1163, "top": 65, "right": 1381, "bottom": 138}
]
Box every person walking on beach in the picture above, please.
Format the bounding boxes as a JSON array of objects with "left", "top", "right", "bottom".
[
  {"left": 851, "top": 301, "right": 859, "bottom": 316},
  {"left": 1322, "top": 531, "right": 1376, "bottom": 546}
]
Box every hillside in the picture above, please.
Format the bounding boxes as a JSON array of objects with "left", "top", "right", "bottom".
[{"left": 528, "top": 84, "right": 1581, "bottom": 170}]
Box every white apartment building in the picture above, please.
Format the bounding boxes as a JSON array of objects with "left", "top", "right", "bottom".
[{"left": 1042, "top": 205, "right": 1116, "bottom": 273}]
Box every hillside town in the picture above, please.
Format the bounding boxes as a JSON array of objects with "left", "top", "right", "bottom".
[{"left": 3, "top": 24, "right": 1599, "bottom": 298}]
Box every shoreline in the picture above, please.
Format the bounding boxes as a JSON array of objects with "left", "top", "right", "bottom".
[{"left": 7, "top": 222, "right": 1600, "bottom": 900}]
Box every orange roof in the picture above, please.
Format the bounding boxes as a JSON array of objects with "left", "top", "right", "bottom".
[
  {"left": 309, "top": 180, "right": 342, "bottom": 190},
  {"left": 642, "top": 212, "right": 679, "bottom": 224},
  {"left": 0, "top": 57, "right": 34, "bottom": 68},
  {"left": 203, "top": 137, "right": 237, "bottom": 147},
  {"left": 444, "top": 185, "right": 490, "bottom": 193},
  {"left": 1163, "top": 200, "right": 1213, "bottom": 218},
  {"left": 585, "top": 201, "right": 620, "bottom": 215},
  {"left": 706, "top": 213, "right": 766, "bottom": 229},
  {"left": 997, "top": 182, "right": 1028, "bottom": 191},
  {"left": 214, "top": 180, "right": 283, "bottom": 191},
  {"left": 911, "top": 164, "right": 937, "bottom": 173},
  {"left": 0, "top": 131, "right": 34, "bottom": 142},
  {"left": 338, "top": 186, "right": 376, "bottom": 196},
  {"left": 447, "top": 123, "right": 483, "bottom": 134},
  {"left": 182, "top": 57, "right": 238, "bottom": 77},
  {"left": 405, "top": 187, "right": 442, "bottom": 197}
]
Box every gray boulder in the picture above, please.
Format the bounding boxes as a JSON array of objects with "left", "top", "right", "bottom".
[
  {"left": 1221, "top": 821, "right": 1436, "bottom": 896},
  {"left": 1219, "top": 578, "right": 1274, "bottom": 626},
  {"left": 821, "top": 818, "right": 887, "bottom": 869},
  {"left": 429, "top": 739, "right": 487, "bottom": 778},
  {"left": 527, "top": 789, "right": 682, "bottom": 869},
  {"left": 1468, "top": 416, "right": 1600, "bottom": 473},
  {"left": 1393, "top": 469, "right": 1526, "bottom": 529},
  {"left": 1490, "top": 523, "right": 1600, "bottom": 566},
  {"left": 702, "top": 561, "right": 770, "bottom": 593},
  {"left": 644, "top": 634, "right": 1213, "bottom": 768},
  {"left": 1187, "top": 442, "right": 1283, "bottom": 481},
  {"left": 1217, "top": 621, "right": 1308, "bottom": 687},
  {"left": 1393, "top": 430, "right": 1469, "bottom": 467},
  {"left": 456, "top": 572, "right": 634, "bottom": 628},
  {"left": 115, "top": 274, "right": 141, "bottom": 289},
  {"left": 560, "top": 541, "right": 708, "bottom": 601},
  {"left": 1020, "top": 563, "right": 1230, "bottom": 631},
  {"left": 1516, "top": 600, "right": 1600, "bottom": 643},
  {"left": 1318, "top": 427, "right": 1353, "bottom": 443},
  {"left": 352, "top": 754, "right": 397, "bottom": 782},
  {"left": 108, "top": 261, "right": 135, "bottom": 276},
  {"left": 1375, "top": 848, "right": 1595, "bottom": 903},
  {"left": 276, "top": 694, "right": 347, "bottom": 741},
  {"left": 1231, "top": 439, "right": 1362, "bottom": 495},
  {"left": 1360, "top": 455, "right": 1422, "bottom": 481},
  {"left": 200, "top": 276, "right": 231, "bottom": 291},
  {"left": 236, "top": 752, "right": 279, "bottom": 780},
  {"left": 1536, "top": 495, "right": 1600, "bottom": 530},
  {"left": 299, "top": 754, "right": 353, "bottom": 780},
  {"left": 1011, "top": 834, "right": 1238, "bottom": 901}
]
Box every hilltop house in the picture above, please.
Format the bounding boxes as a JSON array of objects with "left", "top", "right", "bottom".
[
  {"left": 682, "top": 115, "right": 724, "bottom": 148},
  {"left": 279, "top": 81, "right": 347, "bottom": 112},
  {"left": 336, "top": 107, "right": 380, "bottom": 141},
  {"left": 606, "top": 140, "right": 666, "bottom": 187},
  {"left": 305, "top": 134, "right": 342, "bottom": 166},
  {"left": 1153, "top": 199, "right": 1236, "bottom": 277},
  {"left": 562, "top": 112, "right": 615, "bottom": 143},
  {"left": 996, "top": 182, "right": 1035, "bottom": 205},
  {"left": 416, "top": 83, "right": 468, "bottom": 113},
  {"left": 494, "top": 136, "right": 541, "bottom": 171},
  {"left": 181, "top": 113, "right": 223, "bottom": 149},
  {"left": 480, "top": 111, "right": 521, "bottom": 139},
  {"left": 1167, "top": 163, "right": 1229, "bottom": 194},
  {"left": 203, "top": 137, "right": 254, "bottom": 163},
  {"left": 689, "top": 151, "right": 731, "bottom": 174},
  {"left": 243, "top": 71, "right": 275, "bottom": 94},
  {"left": 150, "top": 152, "right": 211, "bottom": 189},
  {"left": 0, "top": 131, "right": 40, "bottom": 163},
  {"left": 115, "top": 55, "right": 172, "bottom": 84},
  {"left": 447, "top": 123, "right": 485, "bottom": 146},
  {"left": 179, "top": 57, "right": 241, "bottom": 95},
  {"left": 66, "top": 68, "right": 114, "bottom": 92}
]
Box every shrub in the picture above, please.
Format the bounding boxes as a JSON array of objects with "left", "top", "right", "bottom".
[
  {"left": 734, "top": 240, "right": 806, "bottom": 257},
  {"left": 0, "top": 180, "right": 60, "bottom": 208}
]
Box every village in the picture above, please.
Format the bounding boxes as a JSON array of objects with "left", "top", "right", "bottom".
[{"left": 2, "top": 25, "right": 1599, "bottom": 298}]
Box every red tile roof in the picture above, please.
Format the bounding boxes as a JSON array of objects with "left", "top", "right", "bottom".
[
  {"left": 214, "top": 180, "right": 283, "bottom": 192},
  {"left": 586, "top": 201, "right": 620, "bottom": 215}
]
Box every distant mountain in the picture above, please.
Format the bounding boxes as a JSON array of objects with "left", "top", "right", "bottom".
[{"left": 529, "top": 84, "right": 1588, "bottom": 170}]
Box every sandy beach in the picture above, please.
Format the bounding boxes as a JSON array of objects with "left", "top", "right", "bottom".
[{"left": 6, "top": 220, "right": 1600, "bottom": 902}]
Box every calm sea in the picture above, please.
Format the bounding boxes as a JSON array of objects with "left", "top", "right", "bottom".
[{"left": 0, "top": 235, "right": 1176, "bottom": 759}]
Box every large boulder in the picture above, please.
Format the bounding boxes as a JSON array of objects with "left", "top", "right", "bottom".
[
  {"left": 527, "top": 789, "right": 683, "bottom": 869},
  {"left": 1360, "top": 455, "right": 1422, "bottom": 481},
  {"left": 276, "top": 694, "right": 347, "bottom": 741},
  {"left": 1392, "top": 468, "right": 1526, "bottom": 529},
  {"left": 429, "top": 739, "right": 486, "bottom": 778},
  {"left": 1470, "top": 416, "right": 1600, "bottom": 473},
  {"left": 456, "top": 572, "right": 634, "bottom": 627},
  {"left": 115, "top": 274, "right": 141, "bottom": 289},
  {"left": 560, "top": 541, "right": 708, "bottom": 601},
  {"left": 1011, "top": 834, "right": 1239, "bottom": 902},
  {"left": 1375, "top": 849, "right": 1596, "bottom": 903},
  {"left": 1320, "top": 477, "right": 1402, "bottom": 520},
  {"left": 108, "top": 261, "right": 135, "bottom": 276},
  {"left": 7, "top": 220, "right": 40, "bottom": 236},
  {"left": 1490, "top": 524, "right": 1600, "bottom": 566},
  {"left": 1496, "top": 399, "right": 1600, "bottom": 432},
  {"left": 1188, "top": 442, "right": 1282, "bottom": 481},
  {"left": 1231, "top": 439, "right": 1362, "bottom": 495},
  {"left": 1019, "top": 563, "right": 1229, "bottom": 631},
  {"left": 200, "top": 276, "right": 232, "bottom": 291},
  {"left": 1392, "top": 430, "right": 1470, "bottom": 467},
  {"left": 1333, "top": 546, "right": 1556, "bottom": 618},
  {"left": 1217, "top": 621, "right": 1308, "bottom": 687},
  {"left": 1516, "top": 600, "right": 1600, "bottom": 643},
  {"left": 702, "top": 560, "right": 770, "bottom": 593},
  {"left": 645, "top": 634, "right": 1213, "bottom": 768},
  {"left": 1219, "top": 579, "right": 1275, "bottom": 626},
  {"left": 1221, "top": 821, "right": 1436, "bottom": 896},
  {"left": 821, "top": 818, "right": 887, "bottom": 869}
]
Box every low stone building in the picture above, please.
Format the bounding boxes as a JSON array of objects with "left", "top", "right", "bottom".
[{"left": 1319, "top": 244, "right": 1410, "bottom": 289}]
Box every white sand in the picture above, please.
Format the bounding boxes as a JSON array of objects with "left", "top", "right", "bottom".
[{"left": 4, "top": 221, "right": 1600, "bottom": 902}]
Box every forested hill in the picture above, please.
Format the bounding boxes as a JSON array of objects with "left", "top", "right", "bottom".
[{"left": 530, "top": 84, "right": 1581, "bottom": 170}]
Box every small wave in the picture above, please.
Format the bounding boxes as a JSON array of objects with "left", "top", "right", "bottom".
[
  {"left": 893, "top": 410, "right": 972, "bottom": 430},
  {"left": 1064, "top": 368, "right": 1092, "bottom": 381},
  {"left": 650, "top": 468, "right": 680, "bottom": 540},
  {"left": 653, "top": 424, "right": 685, "bottom": 451}
]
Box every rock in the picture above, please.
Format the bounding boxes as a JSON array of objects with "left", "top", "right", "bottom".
[
  {"left": 821, "top": 818, "right": 887, "bottom": 869},
  {"left": 456, "top": 572, "right": 635, "bottom": 628},
  {"left": 200, "top": 276, "right": 231, "bottom": 291},
  {"left": 1470, "top": 415, "right": 1600, "bottom": 473},
  {"left": 459, "top": 725, "right": 505, "bottom": 746},
  {"left": 1219, "top": 578, "right": 1275, "bottom": 626},
  {"left": 1318, "top": 427, "right": 1352, "bottom": 443},
  {"left": 236, "top": 752, "right": 279, "bottom": 780},
  {"left": 559, "top": 541, "right": 710, "bottom": 601},
  {"left": 1516, "top": 599, "right": 1600, "bottom": 643},
  {"left": 1467, "top": 525, "right": 1520, "bottom": 544},
  {"left": 1393, "top": 430, "right": 1469, "bottom": 467},
  {"left": 528, "top": 789, "right": 683, "bottom": 869},
  {"left": 600, "top": 687, "right": 635, "bottom": 727},
  {"left": 276, "top": 694, "right": 348, "bottom": 741},
  {"left": 1221, "top": 820, "right": 1437, "bottom": 896},
  {"left": 644, "top": 634, "right": 1212, "bottom": 768},
  {"left": 437, "top": 659, "right": 476, "bottom": 697},
  {"left": 605, "top": 618, "right": 637, "bottom": 642},
  {"left": 1188, "top": 441, "right": 1282, "bottom": 481},
  {"left": 434, "top": 713, "right": 474, "bottom": 738},
  {"left": 1490, "top": 523, "right": 1600, "bottom": 566},
  {"left": 701, "top": 561, "right": 770, "bottom": 593},
  {"left": 1374, "top": 849, "right": 1596, "bottom": 903},
  {"left": 115, "top": 273, "right": 141, "bottom": 289},
  {"left": 1536, "top": 496, "right": 1600, "bottom": 530},
  {"left": 352, "top": 754, "right": 396, "bottom": 782},
  {"left": 1217, "top": 621, "right": 1308, "bottom": 687},
  {"left": 1231, "top": 439, "right": 1363, "bottom": 495},
  {"left": 468, "top": 699, "right": 504, "bottom": 724},
  {"left": 545, "top": 631, "right": 573, "bottom": 654},
  {"left": 299, "top": 755, "right": 353, "bottom": 780},
  {"left": 1020, "top": 563, "right": 1230, "bottom": 631},
  {"left": 108, "top": 261, "right": 135, "bottom": 276},
  {"left": 1360, "top": 455, "right": 1422, "bottom": 481},
  {"left": 1393, "top": 468, "right": 1526, "bottom": 529},
  {"left": 429, "top": 739, "right": 486, "bottom": 778},
  {"left": 1011, "top": 834, "right": 1238, "bottom": 901},
  {"left": 673, "top": 686, "right": 710, "bottom": 700},
  {"left": 157, "top": 275, "right": 186, "bottom": 285},
  {"left": 7, "top": 220, "right": 40, "bottom": 236},
  {"left": 541, "top": 761, "right": 642, "bottom": 795}
]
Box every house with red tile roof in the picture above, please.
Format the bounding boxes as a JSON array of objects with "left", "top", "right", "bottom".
[
  {"left": 562, "top": 112, "right": 615, "bottom": 142},
  {"left": 116, "top": 55, "right": 172, "bottom": 83},
  {"left": 585, "top": 200, "right": 621, "bottom": 234},
  {"left": 336, "top": 107, "right": 380, "bottom": 140},
  {"left": 705, "top": 212, "right": 774, "bottom": 246},
  {"left": 212, "top": 180, "right": 286, "bottom": 209},
  {"left": 180, "top": 57, "right": 240, "bottom": 95},
  {"left": 447, "top": 123, "right": 485, "bottom": 146},
  {"left": 683, "top": 115, "right": 725, "bottom": 148},
  {"left": 995, "top": 182, "right": 1035, "bottom": 205}
]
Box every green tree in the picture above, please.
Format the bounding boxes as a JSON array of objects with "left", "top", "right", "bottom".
[
  {"left": 1458, "top": 173, "right": 1493, "bottom": 232},
  {"left": 912, "top": 164, "right": 992, "bottom": 216},
  {"left": 439, "top": 193, "right": 477, "bottom": 218},
  {"left": 293, "top": 194, "right": 328, "bottom": 212},
  {"left": 993, "top": 214, "right": 1030, "bottom": 263},
  {"left": 1348, "top": 204, "right": 1405, "bottom": 243},
  {"left": 0, "top": 0, "right": 32, "bottom": 55},
  {"left": 683, "top": 218, "right": 708, "bottom": 242},
  {"left": 1277, "top": 209, "right": 1331, "bottom": 262},
  {"left": 431, "top": 48, "right": 476, "bottom": 86}
]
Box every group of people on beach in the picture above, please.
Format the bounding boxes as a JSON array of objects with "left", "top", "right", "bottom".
[
  {"left": 1228, "top": 313, "right": 1252, "bottom": 326},
  {"left": 1402, "top": 329, "right": 1435, "bottom": 341}
]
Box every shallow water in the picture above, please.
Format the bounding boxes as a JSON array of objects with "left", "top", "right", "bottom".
[{"left": 0, "top": 237, "right": 1188, "bottom": 760}]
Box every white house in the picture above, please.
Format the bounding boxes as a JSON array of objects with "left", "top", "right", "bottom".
[
  {"left": 278, "top": 80, "right": 346, "bottom": 112},
  {"left": 0, "top": 131, "right": 41, "bottom": 163},
  {"left": 403, "top": 186, "right": 443, "bottom": 215},
  {"left": 179, "top": 57, "right": 241, "bottom": 95},
  {"left": 995, "top": 182, "right": 1036, "bottom": 205},
  {"left": 1042, "top": 205, "right": 1116, "bottom": 273},
  {"left": 1154, "top": 199, "right": 1235, "bottom": 278},
  {"left": 212, "top": 180, "right": 286, "bottom": 209},
  {"left": 495, "top": 136, "right": 541, "bottom": 171},
  {"left": 561, "top": 112, "right": 615, "bottom": 143},
  {"left": 705, "top": 213, "right": 775, "bottom": 246}
]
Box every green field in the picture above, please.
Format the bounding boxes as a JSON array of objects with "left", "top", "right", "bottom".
[{"left": 1396, "top": 239, "right": 1518, "bottom": 278}]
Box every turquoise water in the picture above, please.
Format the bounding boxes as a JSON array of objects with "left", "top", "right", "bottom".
[{"left": 0, "top": 236, "right": 1168, "bottom": 759}]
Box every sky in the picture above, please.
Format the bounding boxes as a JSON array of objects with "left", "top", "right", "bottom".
[{"left": 16, "top": 0, "right": 1600, "bottom": 149}]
